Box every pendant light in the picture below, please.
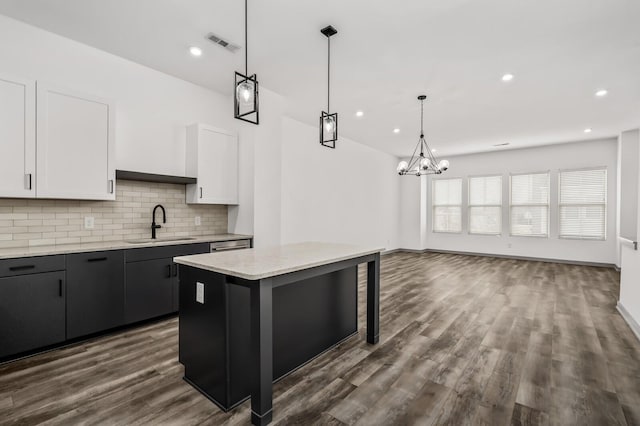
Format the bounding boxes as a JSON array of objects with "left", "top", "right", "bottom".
[
  {"left": 397, "top": 95, "right": 449, "bottom": 176},
  {"left": 234, "top": 0, "right": 259, "bottom": 124},
  {"left": 320, "top": 25, "right": 338, "bottom": 148}
]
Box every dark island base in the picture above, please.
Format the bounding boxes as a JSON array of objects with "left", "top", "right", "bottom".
[{"left": 179, "top": 265, "right": 358, "bottom": 411}]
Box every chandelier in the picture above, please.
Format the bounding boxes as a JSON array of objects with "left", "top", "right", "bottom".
[{"left": 397, "top": 95, "right": 449, "bottom": 176}]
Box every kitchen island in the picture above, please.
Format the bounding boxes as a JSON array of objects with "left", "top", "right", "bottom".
[{"left": 174, "top": 242, "right": 382, "bottom": 426}]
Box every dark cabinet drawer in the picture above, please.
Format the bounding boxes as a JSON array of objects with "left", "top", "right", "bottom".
[
  {"left": 0, "top": 255, "right": 65, "bottom": 278},
  {"left": 0, "top": 271, "right": 66, "bottom": 359},
  {"left": 125, "top": 243, "right": 210, "bottom": 263},
  {"left": 66, "top": 250, "right": 125, "bottom": 339}
]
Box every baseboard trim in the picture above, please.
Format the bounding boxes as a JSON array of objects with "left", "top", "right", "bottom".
[
  {"left": 381, "top": 248, "right": 402, "bottom": 256},
  {"left": 617, "top": 301, "right": 640, "bottom": 343},
  {"left": 390, "top": 248, "right": 616, "bottom": 269}
]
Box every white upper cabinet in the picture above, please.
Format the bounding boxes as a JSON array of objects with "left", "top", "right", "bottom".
[
  {"left": 36, "top": 83, "right": 116, "bottom": 200},
  {"left": 0, "top": 74, "right": 36, "bottom": 198},
  {"left": 186, "top": 124, "right": 238, "bottom": 205}
]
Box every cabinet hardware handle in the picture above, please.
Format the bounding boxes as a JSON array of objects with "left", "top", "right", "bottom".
[
  {"left": 109, "top": 180, "right": 114, "bottom": 194},
  {"left": 166, "top": 264, "right": 172, "bottom": 278},
  {"left": 59, "top": 279, "right": 63, "bottom": 297},
  {"left": 9, "top": 265, "right": 35, "bottom": 271},
  {"left": 87, "top": 257, "right": 108, "bottom": 262},
  {"left": 172, "top": 263, "right": 178, "bottom": 277},
  {"left": 25, "top": 173, "right": 32, "bottom": 190},
  {"left": 199, "top": 187, "right": 203, "bottom": 199}
]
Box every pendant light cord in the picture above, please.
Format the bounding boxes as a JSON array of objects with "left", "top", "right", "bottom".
[
  {"left": 419, "top": 98, "right": 425, "bottom": 155},
  {"left": 327, "top": 35, "right": 331, "bottom": 113},
  {"left": 245, "top": 0, "right": 248, "bottom": 76},
  {"left": 420, "top": 98, "right": 424, "bottom": 137}
]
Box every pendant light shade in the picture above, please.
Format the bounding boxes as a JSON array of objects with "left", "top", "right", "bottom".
[
  {"left": 397, "top": 95, "right": 449, "bottom": 176},
  {"left": 234, "top": 0, "right": 259, "bottom": 124},
  {"left": 320, "top": 25, "right": 338, "bottom": 148}
]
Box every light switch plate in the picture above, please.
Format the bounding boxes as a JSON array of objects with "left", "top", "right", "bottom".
[
  {"left": 84, "top": 216, "right": 95, "bottom": 229},
  {"left": 196, "top": 282, "right": 205, "bottom": 304},
  {"left": 195, "top": 216, "right": 202, "bottom": 226}
]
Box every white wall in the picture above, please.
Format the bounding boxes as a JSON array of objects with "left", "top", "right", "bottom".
[
  {"left": 280, "top": 117, "right": 400, "bottom": 250},
  {"left": 399, "top": 138, "right": 619, "bottom": 264},
  {"left": 0, "top": 14, "right": 235, "bottom": 178},
  {"left": 619, "top": 129, "right": 640, "bottom": 242},
  {"left": 619, "top": 128, "right": 640, "bottom": 338},
  {"left": 250, "top": 89, "right": 285, "bottom": 248}
]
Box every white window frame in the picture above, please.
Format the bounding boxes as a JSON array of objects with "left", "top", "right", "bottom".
[
  {"left": 558, "top": 167, "right": 607, "bottom": 241},
  {"left": 432, "top": 177, "right": 463, "bottom": 234},
  {"left": 509, "top": 171, "right": 550, "bottom": 238},
  {"left": 468, "top": 174, "right": 502, "bottom": 235}
]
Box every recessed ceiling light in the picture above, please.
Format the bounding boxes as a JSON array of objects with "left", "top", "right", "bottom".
[
  {"left": 595, "top": 89, "right": 608, "bottom": 97},
  {"left": 501, "top": 74, "right": 514, "bottom": 82},
  {"left": 584, "top": 128, "right": 592, "bottom": 133},
  {"left": 393, "top": 128, "right": 400, "bottom": 134},
  {"left": 356, "top": 111, "right": 364, "bottom": 117},
  {"left": 189, "top": 46, "right": 203, "bottom": 57},
  {"left": 431, "top": 148, "right": 437, "bottom": 152}
]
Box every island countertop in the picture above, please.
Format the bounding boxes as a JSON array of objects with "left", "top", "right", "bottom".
[{"left": 173, "top": 242, "right": 384, "bottom": 280}]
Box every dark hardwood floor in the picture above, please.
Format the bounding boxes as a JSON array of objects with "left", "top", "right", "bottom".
[{"left": 1, "top": 252, "right": 639, "bottom": 425}]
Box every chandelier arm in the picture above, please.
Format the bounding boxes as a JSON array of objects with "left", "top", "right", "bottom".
[
  {"left": 405, "top": 138, "right": 421, "bottom": 170},
  {"left": 428, "top": 145, "right": 439, "bottom": 165}
]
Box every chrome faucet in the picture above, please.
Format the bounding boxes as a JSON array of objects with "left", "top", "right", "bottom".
[{"left": 151, "top": 204, "right": 166, "bottom": 239}]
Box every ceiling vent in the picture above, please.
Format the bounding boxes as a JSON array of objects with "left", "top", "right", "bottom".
[
  {"left": 206, "top": 33, "right": 241, "bottom": 53},
  {"left": 493, "top": 142, "right": 510, "bottom": 147}
]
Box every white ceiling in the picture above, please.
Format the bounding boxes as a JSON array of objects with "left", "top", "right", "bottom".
[{"left": 1, "top": 0, "right": 639, "bottom": 157}]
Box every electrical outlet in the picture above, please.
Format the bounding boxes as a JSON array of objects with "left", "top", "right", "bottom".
[
  {"left": 196, "top": 282, "right": 205, "bottom": 304},
  {"left": 84, "top": 216, "right": 95, "bottom": 229},
  {"left": 194, "top": 216, "right": 202, "bottom": 226}
]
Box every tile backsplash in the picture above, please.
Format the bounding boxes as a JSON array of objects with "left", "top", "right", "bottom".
[{"left": 0, "top": 180, "right": 228, "bottom": 248}]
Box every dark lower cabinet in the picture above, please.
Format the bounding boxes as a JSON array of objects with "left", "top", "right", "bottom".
[
  {"left": 66, "top": 250, "right": 125, "bottom": 339},
  {"left": 0, "top": 241, "right": 228, "bottom": 361},
  {"left": 124, "top": 243, "right": 209, "bottom": 324},
  {"left": 125, "top": 258, "right": 175, "bottom": 324},
  {"left": 0, "top": 270, "right": 66, "bottom": 359}
]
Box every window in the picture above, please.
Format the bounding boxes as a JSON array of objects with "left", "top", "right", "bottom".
[
  {"left": 510, "top": 172, "right": 549, "bottom": 237},
  {"left": 559, "top": 168, "right": 607, "bottom": 240},
  {"left": 469, "top": 175, "right": 502, "bottom": 235},
  {"left": 433, "top": 178, "right": 462, "bottom": 233}
]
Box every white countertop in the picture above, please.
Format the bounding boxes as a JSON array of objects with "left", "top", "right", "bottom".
[
  {"left": 0, "top": 234, "right": 252, "bottom": 259},
  {"left": 173, "top": 242, "right": 383, "bottom": 280}
]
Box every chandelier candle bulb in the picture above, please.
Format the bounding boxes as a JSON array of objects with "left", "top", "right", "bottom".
[{"left": 396, "top": 95, "right": 449, "bottom": 176}]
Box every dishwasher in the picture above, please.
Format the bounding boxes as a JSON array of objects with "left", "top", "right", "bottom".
[{"left": 209, "top": 239, "right": 251, "bottom": 252}]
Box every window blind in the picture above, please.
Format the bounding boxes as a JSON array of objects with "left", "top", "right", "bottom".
[
  {"left": 559, "top": 168, "right": 607, "bottom": 240},
  {"left": 510, "top": 173, "right": 549, "bottom": 237},
  {"left": 433, "top": 178, "right": 462, "bottom": 233},
  {"left": 469, "top": 175, "right": 502, "bottom": 235}
]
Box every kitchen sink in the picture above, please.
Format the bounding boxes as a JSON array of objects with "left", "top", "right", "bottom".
[{"left": 125, "top": 237, "right": 197, "bottom": 244}]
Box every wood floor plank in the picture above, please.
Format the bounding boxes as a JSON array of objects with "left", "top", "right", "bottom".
[
  {"left": 0, "top": 252, "right": 637, "bottom": 425},
  {"left": 511, "top": 402, "right": 550, "bottom": 426}
]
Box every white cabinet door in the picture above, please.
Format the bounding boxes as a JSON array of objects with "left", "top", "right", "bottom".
[
  {"left": 186, "top": 124, "right": 238, "bottom": 205},
  {"left": 36, "top": 83, "right": 115, "bottom": 200},
  {"left": 0, "top": 74, "right": 36, "bottom": 198}
]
